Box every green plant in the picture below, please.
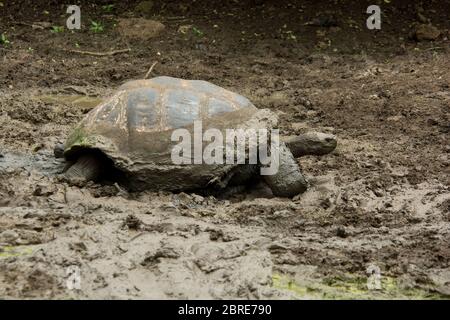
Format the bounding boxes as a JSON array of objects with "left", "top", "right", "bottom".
[
  {"left": 102, "top": 4, "right": 115, "bottom": 12},
  {"left": 0, "top": 33, "right": 10, "bottom": 45},
  {"left": 51, "top": 26, "right": 64, "bottom": 33},
  {"left": 90, "top": 21, "right": 104, "bottom": 33},
  {"left": 192, "top": 26, "right": 203, "bottom": 37},
  {"left": 284, "top": 30, "right": 297, "bottom": 40}
]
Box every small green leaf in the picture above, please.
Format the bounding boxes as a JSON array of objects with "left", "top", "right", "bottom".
[
  {"left": 51, "top": 26, "right": 64, "bottom": 33},
  {"left": 192, "top": 26, "right": 203, "bottom": 37},
  {"left": 90, "top": 21, "right": 104, "bottom": 33},
  {"left": 102, "top": 4, "right": 115, "bottom": 12},
  {"left": 0, "top": 33, "right": 10, "bottom": 45}
]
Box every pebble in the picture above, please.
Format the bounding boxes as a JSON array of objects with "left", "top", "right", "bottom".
[
  {"left": 336, "top": 227, "right": 348, "bottom": 238},
  {"left": 412, "top": 23, "right": 440, "bottom": 41},
  {"left": 0, "top": 230, "right": 19, "bottom": 242}
]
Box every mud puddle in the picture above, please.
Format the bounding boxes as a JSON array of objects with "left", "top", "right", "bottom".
[{"left": 0, "top": 150, "right": 65, "bottom": 176}]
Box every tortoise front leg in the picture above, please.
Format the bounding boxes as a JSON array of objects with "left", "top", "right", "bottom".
[{"left": 263, "top": 142, "right": 307, "bottom": 197}]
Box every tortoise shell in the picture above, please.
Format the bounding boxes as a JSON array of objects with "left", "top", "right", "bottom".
[
  {"left": 119, "top": 76, "right": 256, "bottom": 131},
  {"left": 65, "top": 77, "right": 258, "bottom": 159}
]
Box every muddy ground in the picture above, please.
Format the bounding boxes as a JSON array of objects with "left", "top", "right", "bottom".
[{"left": 0, "top": 0, "right": 449, "bottom": 299}]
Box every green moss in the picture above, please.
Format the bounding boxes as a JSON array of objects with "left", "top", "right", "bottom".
[
  {"left": 38, "top": 94, "right": 102, "bottom": 110},
  {"left": 272, "top": 273, "right": 448, "bottom": 300},
  {"left": 65, "top": 126, "right": 90, "bottom": 149},
  {"left": 0, "top": 246, "right": 33, "bottom": 259}
]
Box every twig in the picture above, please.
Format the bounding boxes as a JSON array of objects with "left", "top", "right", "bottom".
[
  {"left": 425, "top": 47, "right": 444, "bottom": 51},
  {"left": 144, "top": 61, "right": 158, "bottom": 79},
  {"left": 11, "top": 21, "right": 34, "bottom": 27},
  {"left": 114, "top": 182, "right": 129, "bottom": 197},
  {"left": 129, "top": 232, "right": 144, "bottom": 242},
  {"left": 64, "top": 48, "right": 131, "bottom": 56},
  {"left": 11, "top": 21, "right": 49, "bottom": 30},
  {"left": 165, "top": 16, "right": 187, "bottom": 20}
]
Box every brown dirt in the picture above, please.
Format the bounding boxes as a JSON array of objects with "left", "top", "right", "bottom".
[{"left": 0, "top": 0, "right": 449, "bottom": 299}]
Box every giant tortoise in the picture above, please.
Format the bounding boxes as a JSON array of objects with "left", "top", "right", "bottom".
[{"left": 56, "top": 76, "right": 336, "bottom": 197}]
